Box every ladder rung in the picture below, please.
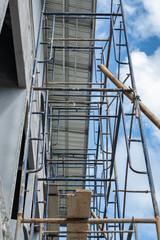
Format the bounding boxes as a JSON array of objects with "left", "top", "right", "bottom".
[
  {"left": 109, "top": 225, "right": 118, "bottom": 228},
  {"left": 42, "top": 27, "right": 52, "bottom": 29},
  {"left": 101, "top": 132, "right": 110, "bottom": 135},
  {"left": 108, "top": 201, "right": 116, "bottom": 204},
  {"left": 31, "top": 111, "right": 44, "bottom": 114},
  {"left": 40, "top": 41, "right": 50, "bottom": 45},
  {"left": 129, "top": 139, "right": 142, "bottom": 142},
  {"left": 116, "top": 43, "right": 126, "bottom": 47},
  {"left": 30, "top": 138, "right": 43, "bottom": 141},
  {"left": 124, "top": 113, "right": 135, "bottom": 116},
  {"left": 114, "top": 28, "right": 124, "bottom": 31}
]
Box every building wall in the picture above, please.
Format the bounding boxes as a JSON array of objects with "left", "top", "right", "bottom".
[
  {"left": 0, "top": 0, "right": 44, "bottom": 239},
  {"left": 0, "top": 0, "right": 9, "bottom": 33}
]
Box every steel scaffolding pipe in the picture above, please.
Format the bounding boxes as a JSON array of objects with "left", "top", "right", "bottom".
[
  {"left": 52, "top": 38, "right": 109, "bottom": 41},
  {"left": 42, "top": 230, "right": 134, "bottom": 234},
  {"left": 22, "top": 217, "right": 157, "bottom": 224}
]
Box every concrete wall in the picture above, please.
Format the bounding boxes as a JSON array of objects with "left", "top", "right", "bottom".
[
  {"left": 0, "top": 0, "right": 9, "bottom": 33},
  {"left": 0, "top": 88, "right": 26, "bottom": 214},
  {"left": 0, "top": 0, "right": 44, "bottom": 239},
  {"left": 0, "top": 179, "right": 12, "bottom": 240}
]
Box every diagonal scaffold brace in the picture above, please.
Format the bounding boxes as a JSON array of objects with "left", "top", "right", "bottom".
[{"left": 98, "top": 64, "right": 160, "bottom": 129}]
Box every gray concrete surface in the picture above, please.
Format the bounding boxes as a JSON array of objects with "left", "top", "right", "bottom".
[
  {"left": 0, "top": 178, "right": 13, "bottom": 240},
  {"left": 10, "top": 0, "right": 34, "bottom": 88},
  {"left": 0, "top": 0, "right": 45, "bottom": 238},
  {"left": 0, "top": 0, "right": 9, "bottom": 33},
  {"left": 0, "top": 88, "right": 27, "bottom": 215}
]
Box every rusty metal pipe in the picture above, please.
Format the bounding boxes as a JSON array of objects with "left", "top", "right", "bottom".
[
  {"left": 113, "top": 190, "right": 150, "bottom": 193},
  {"left": 22, "top": 217, "right": 156, "bottom": 224},
  {"left": 39, "top": 223, "right": 43, "bottom": 240},
  {"left": 14, "top": 213, "right": 22, "bottom": 240},
  {"left": 34, "top": 86, "right": 132, "bottom": 92},
  {"left": 42, "top": 230, "right": 134, "bottom": 234},
  {"left": 52, "top": 38, "right": 109, "bottom": 41},
  {"left": 46, "top": 82, "right": 104, "bottom": 85}
]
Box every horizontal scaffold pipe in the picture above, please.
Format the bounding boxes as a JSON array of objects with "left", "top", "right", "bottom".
[
  {"left": 45, "top": 82, "right": 104, "bottom": 85},
  {"left": 43, "top": 12, "right": 123, "bottom": 16},
  {"left": 37, "top": 178, "right": 116, "bottom": 182},
  {"left": 98, "top": 64, "right": 160, "bottom": 129},
  {"left": 42, "top": 230, "right": 134, "bottom": 234},
  {"left": 51, "top": 118, "right": 116, "bottom": 121},
  {"left": 52, "top": 38, "right": 109, "bottom": 42},
  {"left": 22, "top": 218, "right": 156, "bottom": 224},
  {"left": 46, "top": 159, "right": 110, "bottom": 162},
  {"left": 48, "top": 114, "right": 118, "bottom": 118},
  {"left": 48, "top": 101, "right": 108, "bottom": 104},
  {"left": 33, "top": 87, "right": 132, "bottom": 92},
  {"left": 53, "top": 46, "right": 102, "bottom": 50}
]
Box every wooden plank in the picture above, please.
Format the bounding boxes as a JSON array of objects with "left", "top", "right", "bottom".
[
  {"left": 67, "top": 223, "right": 89, "bottom": 240},
  {"left": 91, "top": 211, "right": 107, "bottom": 239},
  {"left": 67, "top": 189, "right": 92, "bottom": 240},
  {"left": 67, "top": 189, "right": 92, "bottom": 218},
  {"left": 48, "top": 183, "right": 59, "bottom": 235},
  {"left": 44, "top": 183, "right": 59, "bottom": 240}
]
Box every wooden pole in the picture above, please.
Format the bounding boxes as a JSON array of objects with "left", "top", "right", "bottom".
[
  {"left": 91, "top": 211, "right": 107, "bottom": 239},
  {"left": 98, "top": 64, "right": 160, "bottom": 129}
]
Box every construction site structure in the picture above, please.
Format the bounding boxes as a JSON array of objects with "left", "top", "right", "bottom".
[{"left": 0, "top": 0, "right": 160, "bottom": 239}]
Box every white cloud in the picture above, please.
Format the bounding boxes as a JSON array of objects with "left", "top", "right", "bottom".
[
  {"left": 123, "top": 4, "right": 136, "bottom": 15},
  {"left": 97, "top": 0, "right": 108, "bottom": 13},
  {"left": 97, "top": 0, "right": 160, "bottom": 39},
  {"left": 124, "top": 0, "right": 160, "bottom": 39},
  {"left": 96, "top": 31, "right": 107, "bottom": 39},
  {"left": 132, "top": 48, "right": 160, "bottom": 112},
  {"left": 95, "top": 19, "right": 104, "bottom": 32},
  {"left": 131, "top": 48, "right": 160, "bottom": 137},
  {"left": 120, "top": 47, "right": 160, "bottom": 140}
]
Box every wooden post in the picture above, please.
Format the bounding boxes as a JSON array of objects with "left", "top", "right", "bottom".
[
  {"left": 98, "top": 64, "right": 160, "bottom": 129},
  {"left": 67, "top": 189, "right": 92, "bottom": 240},
  {"left": 91, "top": 211, "right": 107, "bottom": 239}
]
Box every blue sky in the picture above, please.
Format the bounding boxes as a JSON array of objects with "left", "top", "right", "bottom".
[{"left": 90, "top": 0, "right": 160, "bottom": 239}]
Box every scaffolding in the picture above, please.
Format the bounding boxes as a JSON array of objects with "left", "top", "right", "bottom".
[{"left": 15, "top": 0, "right": 160, "bottom": 239}]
